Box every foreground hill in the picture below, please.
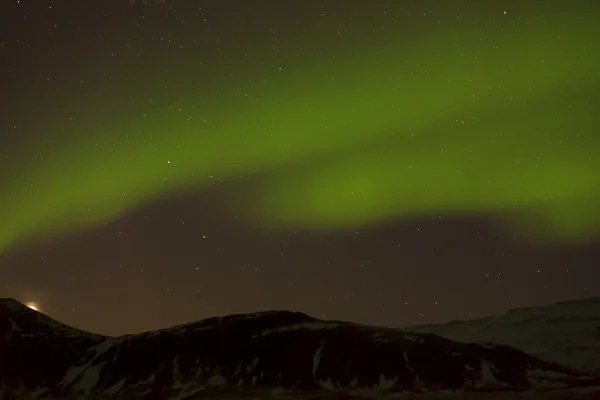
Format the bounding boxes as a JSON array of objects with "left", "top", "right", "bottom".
[
  {"left": 1, "top": 299, "right": 600, "bottom": 399},
  {"left": 406, "top": 297, "right": 600, "bottom": 376}
]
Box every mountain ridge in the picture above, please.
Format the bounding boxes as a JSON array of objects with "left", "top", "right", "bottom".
[
  {"left": 1, "top": 298, "right": 600, "bottom": 399},
  {"left": 405, "top": 297, "right": 600, "bottom": 375}
]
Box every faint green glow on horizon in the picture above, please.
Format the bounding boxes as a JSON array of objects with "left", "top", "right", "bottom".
[{"left": 1, "top": 10, "right": 599, "bottom": 252}]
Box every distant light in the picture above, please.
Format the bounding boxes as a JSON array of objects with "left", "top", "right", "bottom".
[{"left": 25, "top": 302, "right": 40, "bottom": 312}]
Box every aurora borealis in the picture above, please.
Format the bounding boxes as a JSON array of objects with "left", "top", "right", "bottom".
[
  {"left": 1, "top": 0, "right": 599, "bottom": 335},
  {"left": 1, "top": 1, "right": 598, "bottom": 254}
]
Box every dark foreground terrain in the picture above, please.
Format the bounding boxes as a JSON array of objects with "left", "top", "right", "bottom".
[{"left": 1, "top": 298, "right": 599, "bottom": 399}]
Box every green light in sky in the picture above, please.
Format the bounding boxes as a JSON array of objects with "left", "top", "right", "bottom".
[{"left": 1, "top": 9, "right": 599, "bottom": 252}]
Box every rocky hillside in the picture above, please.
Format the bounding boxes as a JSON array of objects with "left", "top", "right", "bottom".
[{"left": 1, "top": 298, "right": 600, "bottom": 399}]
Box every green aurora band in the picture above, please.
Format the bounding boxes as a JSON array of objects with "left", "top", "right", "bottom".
[{"left": 1, "top": 9, "right": 599, "bottom": 252}]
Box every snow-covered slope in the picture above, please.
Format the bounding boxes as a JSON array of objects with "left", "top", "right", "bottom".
[
  {"left": 406, "top": 297, "right": 600, "bottom": 376},
  {"left": 1, "top": 298, "right": 600, "bottom": 399}
]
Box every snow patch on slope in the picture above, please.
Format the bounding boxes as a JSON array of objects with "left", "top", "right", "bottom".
[
  {"left": 406, "top": 297, "right": 600, "bottom": 374},
  {"left": 61, "top": 337, "right": 118, "bottom": 392}
]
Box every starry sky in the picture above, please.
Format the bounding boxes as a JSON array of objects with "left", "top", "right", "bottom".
[{"left": 0, "top": 0, "right": 599, "bottom": 337}]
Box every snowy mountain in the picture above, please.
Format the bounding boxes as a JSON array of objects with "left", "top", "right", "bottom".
[
  {"left": 405, "top": 297, "right": 600, "bottom": 377},
  {"left": 1, "top": 298, "right": 600, "bottom": 399}
]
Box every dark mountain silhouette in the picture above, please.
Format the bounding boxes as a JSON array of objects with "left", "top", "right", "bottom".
[{"left": 1, "top": 298, "right": 599, "bottom": 399}]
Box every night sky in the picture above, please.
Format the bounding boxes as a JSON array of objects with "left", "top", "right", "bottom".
[{"left": 1, "top": 0, "right": 599, "bottom": 337}]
